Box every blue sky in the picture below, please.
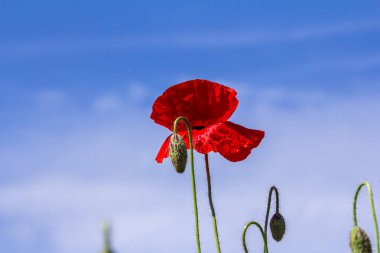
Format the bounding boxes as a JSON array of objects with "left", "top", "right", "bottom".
[{"left": 1, "top": 1, "right": 380, "bottom": 253}]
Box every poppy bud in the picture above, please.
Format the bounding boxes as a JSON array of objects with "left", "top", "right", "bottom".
[
  {"left": 350, "top": 226, "right": 372, "bottom": 253},
  {"left": 169, "top": 133, "right": 188, "bottom": 173},
  {"left": 270, "top": 212, "right": 286, "bottom": 241}
]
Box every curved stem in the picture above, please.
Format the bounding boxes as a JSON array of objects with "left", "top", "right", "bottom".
[
  {"left": 353, "top": 182, "right": 379, "bottom": 253},
  {"left": 204, "top": 154, "right": 222, "bottom": 253},
  {"left": 264, "top": 186, "right": 279, "bottom": 239},
  {"left": 173, "top": 116, "right": 201, "bottom": 253},
  {"left": 242, "top": 221, "right": 269, "bottom": 253}
]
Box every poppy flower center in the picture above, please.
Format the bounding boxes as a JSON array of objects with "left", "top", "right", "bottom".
[{"left": 192, "top": 126, "right": 205, "bottom": 130}]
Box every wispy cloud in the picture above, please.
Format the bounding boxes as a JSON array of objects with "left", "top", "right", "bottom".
[
  {"left": 1, "top": 19, "right": 379, "bottom": 57},
  {"left": 0, "top": 176, "right": 192, "bottom": 253},
  {"left": 259, "top": 53, "right": 380, "bottom": 80},
  {"left": 93, "top": 94, "right": 123, "bottom": 112},
  {"left": 1, "top": 84, "right": 379, "bottom": 253},
  {"left": 93, "top": 83, "right": 149, "bottom": 112}
]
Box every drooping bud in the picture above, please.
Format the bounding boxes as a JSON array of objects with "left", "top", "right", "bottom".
[
  {"left": 270, "top": 212, "right": 286, "bottom": 241},
  {"left": 169, "top": 133, "right": 188, "bottom": 173},
  {"left": 350, "top": 226, "right": 372, "bottom": 253}
]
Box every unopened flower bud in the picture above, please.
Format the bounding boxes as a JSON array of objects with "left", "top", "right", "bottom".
[
  {"left": 270, "top": 212, "right": 286, "bottom": 241},
  {"left": 169, "top": 133, "right": 188, "bottom": 173},
  {"left": 350, "top": 226, "right": 372, "bottom": 253}
]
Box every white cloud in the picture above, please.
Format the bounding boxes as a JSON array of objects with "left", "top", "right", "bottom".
[
  {"left": 35, "top": 90, "right": 67, "bottom": 108},
  {"left": 127, "top": 82, "right": 148, "bottom": 102},
  {"left": 93, "top": 94, "right": 123, "bottom": 112},
  {"left": 0, "top": 85, "right": 380, "bottom": 253},
  {"left": 1, "top": 19, "right": 379, "bottom": 57},
  {"left": 92, "top": 83, "right": 149, "bottom": 113}
]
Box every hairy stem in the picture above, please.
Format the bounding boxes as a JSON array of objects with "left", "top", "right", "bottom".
[
  {"left": 173, "top": 116, "right": 201, "bottom": 253},
  {"left": 353, "top": 182, "right": 379, "bottom": 253},
  {"left": 242, "top": 221, "right": 269, "bottom": 253},
  {"left": 205, "top": 154, "right": 222, "bottom": 253}
]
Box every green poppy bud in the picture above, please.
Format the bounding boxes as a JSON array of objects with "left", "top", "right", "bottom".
[
  {"left": 350, "top": 226, "right": 372, "bottom": 253},
  {"left": 169, "top": 133, "right": 188, "bottom": 173},
  {"left": 270, "top": 212, "right": 286, "bottom": 241}
]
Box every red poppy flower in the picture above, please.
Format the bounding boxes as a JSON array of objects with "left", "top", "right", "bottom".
[{"left": 151, "top": 79, "right": 265, "bottom": 163}]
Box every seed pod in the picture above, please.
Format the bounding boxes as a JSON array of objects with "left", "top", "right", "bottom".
[
  {"left": 270, "top": 212, "right": 286, "bottom": 241},
  {"left": 350, "top": 226, "right": 372, "bottom": 253},
  {"left": 169, "top": 133, "right": 188, "bottom": 173}
]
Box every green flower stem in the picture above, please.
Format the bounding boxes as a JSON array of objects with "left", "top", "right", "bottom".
[
  {"left": 204, "top": 153, "right": 222, "bottom": 253},
  {"left": 173, "top": 116, "right": 201, "bottom": 253},
  {"left": 242, "top": 221, "right": 269, "bottom": 253},
  {"left": 264, "top": 186, "right": 279, "bottom": 239},
  {"left": 102, "top": 221, "right": 113, "bottom": 253},
  {"left": 353, "top": 182, "right": 379, "bottom": 253}
]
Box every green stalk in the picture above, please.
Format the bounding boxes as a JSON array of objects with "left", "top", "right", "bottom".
[
  {"left": 353, "top": 182, "right": 379, "bottom": 253},
  {"left": 102, "top": 221, "right": 113, "bottom": 253},
  {"left": 204, "top": 154, "right": 222, "bottom": 253},
  {"left": 242, "top": 221, "right": 269, "bottom": 253},
  {"left": 264, "top": 186, "right": 279, "bottom": 239},
  {"left": 173, "top": 116, "right": 201, "bottom": 253}
]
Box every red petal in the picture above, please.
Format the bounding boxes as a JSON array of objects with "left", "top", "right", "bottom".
[
  {"left": 155, "top": 132, "right": 190, "bottom": 163},
  {"left": 155, "top": 135, "right": 171, "bottom": 163},
  {"left": 192, "top": 122, "right": 265, "bottom": 162},
  {"left": 150, "top": 79, "right": 238, "bottom": 131},
  {"left": 155, "top": 123, "right": 264, "bottom": 163}
]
